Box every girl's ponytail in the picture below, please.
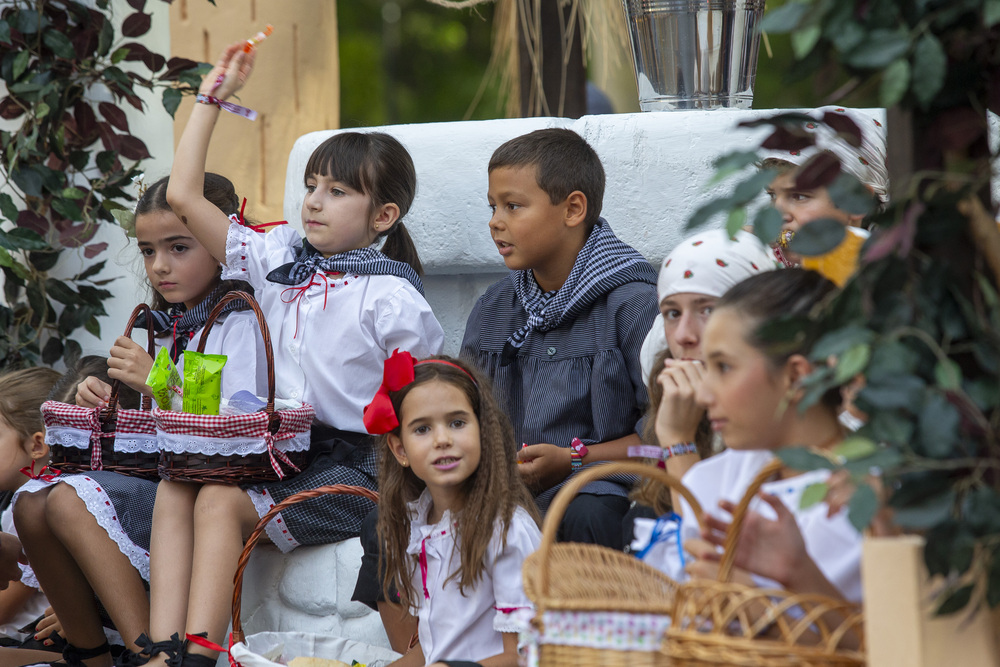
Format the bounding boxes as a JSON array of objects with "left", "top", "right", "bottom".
[{"left": 382, "top": 222, "right": 424, "bottom": 276}]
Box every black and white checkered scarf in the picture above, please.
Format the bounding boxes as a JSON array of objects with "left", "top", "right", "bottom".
[
  {"left": 136, "top": 284, "right": 247, "bottom": 362},
  {"left": 503, "top": 218, "right": 657, "bottom": 363},
  {"left": 265, "top": 240, "right": 424, "bottom": 295}
]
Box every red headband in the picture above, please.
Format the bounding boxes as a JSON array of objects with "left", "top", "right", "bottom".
[{"left": 363, "top": 349, "right": 477, "bottom": 435}]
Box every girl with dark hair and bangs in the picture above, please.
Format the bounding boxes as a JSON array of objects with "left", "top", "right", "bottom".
[
  {"left": 364, "top": 353, "right": 539, "bottom": 667},
  {"left": 15, "top": 173, "right": 267, "bottom": 667},
  {"left": 157, "top": 42, "right": 444, "bottom": 667}
]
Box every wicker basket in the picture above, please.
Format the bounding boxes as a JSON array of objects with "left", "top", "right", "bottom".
[
  {"left": 231, "top": 484, "right": 380, "bottom": 644},
  {"left": 44, "top": 304, "right": 160, "bottom": 480},
  {"left": 664, "top": 460, "right": 866, "bottom": 666},
  {"left": 522, "top": 461, "right": 706, "bottom": 667},
  {"left": 156, "top": 291, "right": 314, "bottom": 484}
]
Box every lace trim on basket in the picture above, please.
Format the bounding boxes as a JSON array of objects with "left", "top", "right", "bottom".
[
  {"left": 45, "top": 425, "right": 91, "bottom": 450},
  {"left": 157, "top": 432, "right": 310, "bottom": 456},
  {"left": 60, "top": 476, "right": 151, "bottom": 582},
  {"left": 113, "top": 433, "right": 160, "bottom": 454},
  {"left": 246, "top": 487, "right": 301, "bottom": 553},
  {"left": 523, "top": 610, "right": 672, "bottom": 654},
  {"left": 223, "top": 219, "right": 252, "bottom": 280}
]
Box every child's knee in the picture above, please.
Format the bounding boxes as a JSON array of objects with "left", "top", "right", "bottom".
[
  {"left": 45, "top": 483, "right": 86, "bottom": 521},
  {"left": 193, "top": 484, "right": 255, "bottom": 529}
]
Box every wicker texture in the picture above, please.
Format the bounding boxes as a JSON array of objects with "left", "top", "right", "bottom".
[
  {"left": 230, "top": 484, "right": 380, "bottom": 644},
  {"left": 48, "top": 303, "right": 161, "bottom": 480},
  {"left": 523, "top": 461, "right": 706, "bottom": 666},
  {"left": 156, "top": 291, "right": 312, "bottom": 484},
  {"left": 664, "top": 460, "right": 866, "bottom": 666}
]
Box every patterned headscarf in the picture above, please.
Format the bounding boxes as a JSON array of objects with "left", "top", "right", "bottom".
[
  {"left": 758, "top": 106, "right": 889, "bottom": 207},
  {"left": 657, "top": 229, "right": 778, "bottom": 302}
]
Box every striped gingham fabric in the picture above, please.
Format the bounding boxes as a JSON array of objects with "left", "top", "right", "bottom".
[
  {"left": 42, "top": 400, "right": 157, "bottom": 458},
  {"left": 152, "top": 403, "right": 314, "bottom": 454}
]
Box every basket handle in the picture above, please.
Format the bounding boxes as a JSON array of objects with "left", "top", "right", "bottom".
[
  {"left": 230, "top": 484, "right": 380, "bottom": 644},
  {"left": 194, "top": 291, "right": 275, "bottom": 413},
  {"left": 535, "top": 461, "right": 706, "bottom": 600},
  {"left": 106, "top": 304, "right": 157, "bottom": 414},
  {"left": 716, "top": 458, "right": 784, "bottom": 583}
]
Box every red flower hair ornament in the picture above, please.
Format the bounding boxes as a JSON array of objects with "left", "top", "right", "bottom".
[{"left": 363, "top": 349, "right": 477, "bottom": 435}]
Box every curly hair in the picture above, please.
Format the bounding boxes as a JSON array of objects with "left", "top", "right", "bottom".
[{"left": 376, "top": 355, "right": 539, "bottom": 608}]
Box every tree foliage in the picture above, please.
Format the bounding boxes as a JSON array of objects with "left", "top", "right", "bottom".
[{"left": 0, "top": 0, "right": 204, "bottom": 368}]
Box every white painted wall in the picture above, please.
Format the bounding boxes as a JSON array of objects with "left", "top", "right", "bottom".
[{"left": 284, "top": 110, "right": 788, "bottom": 354}]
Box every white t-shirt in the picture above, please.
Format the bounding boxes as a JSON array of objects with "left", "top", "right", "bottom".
[
  {"left": 0, "top": 507, "right": 49, "bottom": 640},
  {"left": 223, "top": 223, "right": 445, "bottom": 429},
  {"left": 640, "top": 449, "right": 863, "bottom": 603},
  {"left": 406, "top": 490, "right": 540, "bottom": 664}
]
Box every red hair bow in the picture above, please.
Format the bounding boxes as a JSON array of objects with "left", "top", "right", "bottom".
[{"left": 363, "top": 349, "right": 416, "bottom": 435}]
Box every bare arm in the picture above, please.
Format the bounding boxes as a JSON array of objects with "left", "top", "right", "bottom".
[
  {"left": 516, "top": 433, "right": 641, "bottom": 493},
  {"left": 475, "top": 632, "right": 520, "bottom": 667},
  {"left": 0, "top": 581, "right": 36, "bottom": 626},
  {"left": 166, "top": 43, "right": 256, "bottom": 262}
]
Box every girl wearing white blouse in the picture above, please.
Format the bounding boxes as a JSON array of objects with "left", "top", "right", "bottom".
[{"left": 365, "top": 352, "right": 541, "bottom": 667}]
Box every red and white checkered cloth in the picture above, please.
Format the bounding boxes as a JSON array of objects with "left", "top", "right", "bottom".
[{"left": 41, "top": 400, "right": 157, "bottom": 469}]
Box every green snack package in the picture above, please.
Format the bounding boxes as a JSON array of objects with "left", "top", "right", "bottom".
[
  {"left": 146, "top": 347, "right": 183, "bottom": 411},
  {"left": 182, "top": 351, "right": 227, "bottom": 415}
]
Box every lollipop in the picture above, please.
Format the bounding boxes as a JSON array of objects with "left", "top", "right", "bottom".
[{"left": 244, "top": 25, "right": 274, "bottom": 53}]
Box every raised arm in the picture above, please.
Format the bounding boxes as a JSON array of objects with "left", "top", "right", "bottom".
[{"left": 166, "top": 43, "right": 256, "bottom": 262}]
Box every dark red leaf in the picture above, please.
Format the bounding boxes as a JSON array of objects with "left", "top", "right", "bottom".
[
  {"left": 761, "top": 126, "right": 816, "bottom": 152},
  {"left": 162, "top": 57, "right": 199, "bottom": 80},
  {"left": 98, "top": 101, "right": 128, "bottom": 132},
  {"left": 0, "top": 97, "right": 24, "bottom": 120},
  {"left": 97, "top": 122, "right": 120, "bottom": 151},
  {"left": 121, "top": 41, "right": 165, "bottom": 71},
  {"left": 124, "top": 94, "right": 143, "bottom": 111},
  {"left": 865, "top": 201, "right": 922, "bottom": 262},
  {"left": 126, "top": 0, "right": 147, "bottom": 10},
  {"left": 17, "top": 210, "right": 49, "bottom": 237},
  {"left": 72, "top": 101, "right": 98, "bottom": 141},
  {"left": 84, "top": 242, "right": 108, "bottom": 259},
  {"left": 794, "top": 151, "right": 842, "bottom": 191},
  {"left": 118, "top": 135, "right": 150, "bottom": 161},
  {"left": 120, "top": 12, "right": 150, "bottom": 38},
  {"left": 54, "top": 217, "right": 97, "bottom": 248},
  {"left": 822, "top": 111, "right": 863, "bottom": 148}
]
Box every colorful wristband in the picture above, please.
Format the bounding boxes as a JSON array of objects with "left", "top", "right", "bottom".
[
  {"left": 628, "top": 442, "right": 699, "bottom": 469},
  {"left": 195, "top": 93, "right": 258, "bottom": 121},
  {"left": 570, "top": 449, "right": 583, "bottom": 470}
]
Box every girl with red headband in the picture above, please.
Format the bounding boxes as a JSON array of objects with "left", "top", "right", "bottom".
[{"left": 365, "top": 352, "right": 540, "bottom": 667}]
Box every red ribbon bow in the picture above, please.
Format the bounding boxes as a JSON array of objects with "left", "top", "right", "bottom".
[
  {"left": 19, "top": 461, "right": 59, "bottom": 482},
  {"left": 263, "top": 432, "right": 301, "bottom": 480},
  {"left": 87, "top": 408, "right": 112, "bottom": 471},
  {"left": 185, "top": 633, "right": 239, "bottom": 667},
  {"left": 363, "top": 349, "right": 416, "bottom": 435}
]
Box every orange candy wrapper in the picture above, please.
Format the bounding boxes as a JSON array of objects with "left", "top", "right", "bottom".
[{"left": 800, "top": 227, "right": 867, "bottom": 287}]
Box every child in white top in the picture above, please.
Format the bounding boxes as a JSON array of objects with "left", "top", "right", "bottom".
[
  {"left": 366, "top": 353, "right": 540, "bottom": 667},
  {"left": 154, "top": 42, "right": 444, "bottom": 667},
  {"left": 647, "top": 269, "right": 866, "bottom": 604}
]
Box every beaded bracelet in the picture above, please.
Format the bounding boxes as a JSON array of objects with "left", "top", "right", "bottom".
[{"left": 628, "top": 442, "right": 698, "bottom": 468}]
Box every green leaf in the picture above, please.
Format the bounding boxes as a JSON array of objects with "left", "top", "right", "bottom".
[
  {"left": 847, "top": 482, "right": 878, "bottom": 532},
  {"left": 799, "top": 482, "right": 828, "bottom": 510},
  {"left": 42, "top": 30, "right": 76, "bottom": 59},
  {"left": 912, "top": 35, "right": 947, "bottom": 108},
  {"left": 791, "top": 25, "right": 822, "bottom": 59},
  {"left": 41, "top": 336, "right": 63, "bottom": 365},
  {"left": 775, "top": 447, "right": 836, "bottom": 472},
  {"left": 61, "top": 187, "right": 86, "bottom": 200},
  {"left": 812, "top": 324, "right": 875, "bottom": 361},
  {"left": 726, "top": 207, "right": 747, "bottom": 237},
  {"left": 687, "top": 197, "right": 734, "bottom": 231},
  {"left": 110, "top": 47, "right": 129, "bottom": 65},
  {"left": 13, "top": 10, "right": 41, "bottom": 34},
  {"left": 760, "top": 2, "right": 810, "bottom": 33},
  {"left": 44, "top": 278, "right": 77, "bottom": 305},
  {"left": 865, "top": 410, "right": 914, "bottom": 446},
  {"left": 880, "top": 58, "right": 910, "bottom": 108},
  {"left": 0, "top": 20, "right": 10, "bottom": 45},
  {"left": 162, "top": 87, "right": 183, "bottom": 118},
  {"left": 97, "top": 16, "right": 114, "bottom": 57},
  {"left": 847, "top": 30, "right": 911, "bottom": 69},
  {"left": 12, "top": 50, "right": 29, "bottom": 82},
  {"left": 28, "top": 249, "right": 60, "bottom": 272},
  {"left": 834, "top": 343, "right": 870, "bottom": 384},
  {"left": 827, "top": 172, "right": 876, "bottom": 216},
  {"left": 34, "top": 101, "right": 50, "bottom": 120},
  {"left": 893, "top": 490, "right": 955, "bottom": 529},
  {"left": 935, "top": 584, "right": 973, "bottom": 616},
  {"left": 918, "top": 392, "right": 961, "bottom": 457},
  {"left": 76, "top": 260, "right": 106, "bottom": 281},
  {"left": 987, "top": 0, "right": 1000, "bottom": 27},
  {"left": 0, "top": 193, "right": 18, "bottom": 222},
  {"left": 51, "top": 199, "right": 83, "bottom": 222},
  {"left": 787, "top": 218, "right": 846, "bottom": 256},
  {"left": 751, "top": 206, "right": 783, "bottom": 247},
  {"left": 731, "top": 169, "right": 778, "bottom": 206},
  {"left": 858, "top": 374, "right": 925, "bottom": 411},
  {"left": 0, "top": 228, "right": 48, "bottom": 251},
  {"left": 709, "top": 150, "right": 761, "bottom": 186},
  {"left": 10, "top": 167, "right": 42, "bottom": 197},
  {"left": 0, "top": 247, "right": 29, "bottom": 280},
  {"left": 934, "top": 358, "right": 961, "bottom": 391},
  {"left": 833, "top": 436, "right": 878, "bottom": 462},
  {"left": 84, "top": 316, "right": 101, "bottom": 338}
]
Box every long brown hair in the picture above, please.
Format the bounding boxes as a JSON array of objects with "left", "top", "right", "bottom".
[
  {"left": 135, "top": 173, "right": 250, "bottom": 310},
  {"left": 304, "top": 132, "right": 424, "bottom": 274},
  {"left": 0, "top": 368, "right": 61, "bottom": 439},
  {"left": 377, "top": 356, "right": 538, "bottom": 607},
  {"left": 631, "top": 347, "right": 715, "bottom": 514}
]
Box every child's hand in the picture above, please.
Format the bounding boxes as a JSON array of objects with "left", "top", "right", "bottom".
[
  {"left": 200, "top": 42, "right": 257, "bottom": 101},
  {"left": 107, "top": 336, "right": 154, "bottom": 396},
  {"left": 0, "top": 534, "right": 21, "bottom": 590},
  {"left": 682, "top": 538, "right": 756, "bottom": 586},
  {"left": 654, "top": 359, "right": 706, "bottom": 445},
  {"left": 75, "top": 376, "right": 112, "bottom": 408},
  {"left": 517, "top": 443, "right": 571, "bottom": 493},
  {"left": 34, "top": 607, "right": 63, "bottom": 645}
]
